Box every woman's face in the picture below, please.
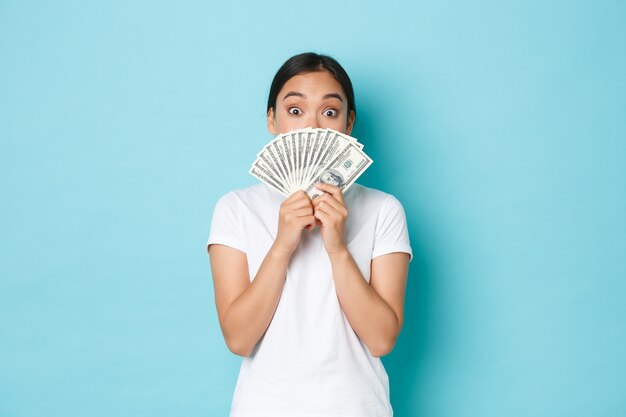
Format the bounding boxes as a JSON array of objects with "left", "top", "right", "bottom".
[{"left": 267, "top": 70, "right": 355, "bottom": 135}]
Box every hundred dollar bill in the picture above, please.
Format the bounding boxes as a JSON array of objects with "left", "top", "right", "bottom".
[
  {"left": 327, "top": 128, "right": 364, "bottom": 150},
  {"left": 306, "top": 129, "right": 336, "bottom": 185},
  {"left": 290, "top": 130, "right": 302, "bottom": 192},
  {"left": 250, "top": 127, "right": 372, "bottom": 196},
  {"left": 300, "top": 129, "right": 316, "bottom": 188},
  {"left": 280, "top": 133, "right": 295, "bottom": 192},
  {"left": 250, "top": 159, "right": 289, "bottom": 196},
  {"left": 270, "top": 137, "right": 293, "bottom": 192},
  {"left": 307, "top": 130, "right": 350, "bottom": 185},
  {"left": 302, "top": 128, "right": 330, "bottom": 186},
  {"left": 258, "top": 147, "right": 288, "bottom": 190},
  {"left": 295, "top": 129, "right": 307, "bottom": 189},
  {"left": 304, "top": 142, "right": 373, "bottom": 199}
]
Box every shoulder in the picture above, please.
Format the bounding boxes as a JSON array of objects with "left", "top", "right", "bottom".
[
  {"left": 216, "top": 183, "right": 278, "bottom": 203},
  {"left": 353, "top": 184, "right": 413, "bottom": 260},
  {"left": 213, "top": 183, "right": 283, "bottom": 215},
  {"left": 347, "top": 183, "right": 406, "bottom": 212}
]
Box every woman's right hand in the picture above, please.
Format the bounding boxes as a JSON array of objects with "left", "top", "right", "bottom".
[{"left": 273, "top": 190, "right": 316, "bottom": 255}]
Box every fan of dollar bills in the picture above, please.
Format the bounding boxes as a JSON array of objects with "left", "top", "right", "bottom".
[{"left": 250, "top": 127, "right": 373, "bottom": 199}]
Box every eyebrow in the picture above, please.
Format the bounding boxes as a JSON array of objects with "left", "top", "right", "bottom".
[
  {"left": 283, "top": 91, "right": 305, "bottom": 100},
  {"left": 323, "top": 93, "right": 344, "bottom": 102},
  {"left": 282, "top": 91, "right": 344, "bottom": 102}
]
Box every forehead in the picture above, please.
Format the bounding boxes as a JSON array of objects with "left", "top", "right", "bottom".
[{"left": 279, "top": 71, "right": 346, "bottom": 99}]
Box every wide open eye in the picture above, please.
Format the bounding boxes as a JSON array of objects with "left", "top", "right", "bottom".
[
  {"left": 323, "top": 108, "right": 338, "bottom": 117},
  {"left": 288, "top": 107, "right": 302, "bottom": 115}
]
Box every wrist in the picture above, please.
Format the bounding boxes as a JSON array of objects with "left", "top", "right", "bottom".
[
  {"left": 269, "top": 242, "right": 295, "bottom": 259},
  {"left": 326, "top": 244, "right": 350, "bottom": 261}
]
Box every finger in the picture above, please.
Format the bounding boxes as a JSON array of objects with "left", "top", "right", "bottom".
[
  {"left": 312, "top": 193, "right": 346, "bottom": 215},
  {"left": 284, "top": 194, "right": 313, "bottom": 210},
  {"left": 315, "top": 201, "right": 340, "bottom": 220},
  {"left": 313, "top": 208, "right": 331, "bottom": 224},
  {"left": 298, "top": 215, "right": 316, "bottom": 229},
  {"left": 318, "top": 205, "right": 346, "bottom": 226},
  {"left": 315, "top": 182, "right": 344, "bottom": 205},
  {"left": 286, "top": 190, "right": 308, "bottom": 203},
  {"left": 291, "top": 207, "right": 313, "bottom": 218},
  {"left": 285, "top": 198, "right": 313, "bottom": 211}
]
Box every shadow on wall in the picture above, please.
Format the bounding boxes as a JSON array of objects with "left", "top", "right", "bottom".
[{"left": 352, "top": 68, "right": 441, "bottom": 417}]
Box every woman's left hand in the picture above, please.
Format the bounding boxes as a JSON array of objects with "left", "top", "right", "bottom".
[{"left": 312, "top": 182, "right": 348, "bottom": 254}]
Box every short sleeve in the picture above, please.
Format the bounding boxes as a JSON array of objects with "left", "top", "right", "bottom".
[
  {"left": 371, "top": 195, "right": 413, "bottom": 262},
  {"left": 206, "top": 192, "right": 247, "bottom": 254}
]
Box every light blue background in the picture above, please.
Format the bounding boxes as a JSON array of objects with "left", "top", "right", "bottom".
[{"left": 1, "top": 1, "right": 625, "bottom": 416}]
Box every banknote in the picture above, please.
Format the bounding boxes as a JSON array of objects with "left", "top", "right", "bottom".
[
  {"left": 304, "top": 142, "right": 372, "bottom": 199},
  {"left": 250, "top": 127, "right": 373, "bottom": 198}
]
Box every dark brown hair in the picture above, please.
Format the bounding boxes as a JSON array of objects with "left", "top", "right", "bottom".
[{"left": 267, "top": 52, "right": 356, "bottom": 121}]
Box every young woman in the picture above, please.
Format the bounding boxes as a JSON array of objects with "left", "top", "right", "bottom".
[{"left": 207, "top": 52, "right": 412, "bottom": 417}]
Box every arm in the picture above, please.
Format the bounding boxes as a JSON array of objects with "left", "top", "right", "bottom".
[
  {"left": 209, "top": 243, "right": 291, "bottom": 356},
  {"left": 328, "top": 250, "right": 409, "bottom": 357},
  {"left": 208, "top": 191, "right": 315, "bottom": 357},
  {"left": 313, "top": 182, "right": 410, "bottom": 357}
]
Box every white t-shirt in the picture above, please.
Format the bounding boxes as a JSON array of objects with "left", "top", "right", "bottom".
[{"left": 207, "top": 182, "right": 412, "bottom": 417}]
